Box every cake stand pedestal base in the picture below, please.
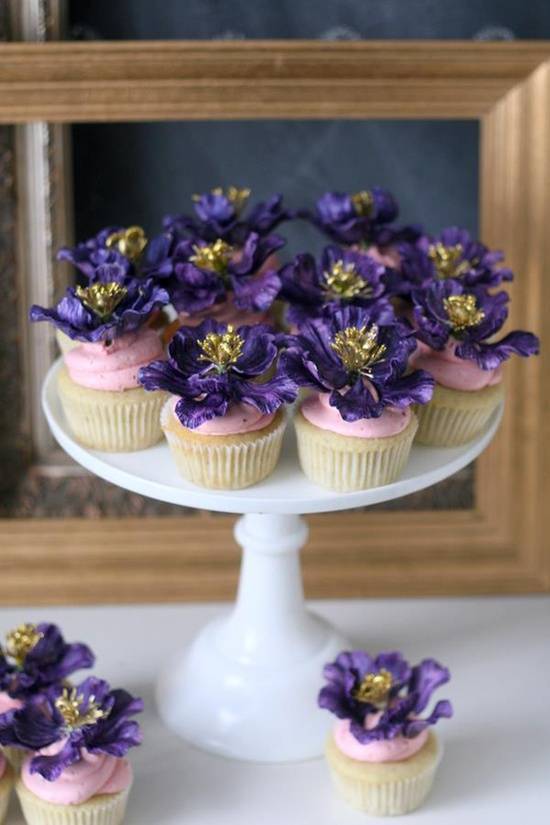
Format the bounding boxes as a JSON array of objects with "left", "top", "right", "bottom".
[{"left": 156, "top": 513, "right": 350, "bottom": 762}]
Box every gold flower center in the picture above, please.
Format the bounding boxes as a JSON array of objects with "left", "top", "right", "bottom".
[
  {"left": 351, "top": 190, "right": 374, "bottom": 217},
  {"left": 5, "top": 623, "right": 43, "bottom": 666},
  {"left": 323, "top": 260, "right": 372, "bottom": 300},
  {"left": 75, "top": 282, "right": 128, "bottom": 319},
  {"left": 353, "top": 669, "right": 393, "bottom": 705},
  {"left": 330, "top": 325, "right": 387, "bottom": 375},
  {"left": 428, "top": 243, "right": 471, "bottom": 279},
  {"left": 198, "top": 324, "right": 244, "bottom": 371},
  {"left": 193, "top": 186, "right": 251, "bottom": 215},
  {"left": 105, "top": 226, "right": 147, "bottom": 262},
  {"left": 189, "top": 239, "right": 234, "bottom": 275},
  {"left": 443, "top": 294, "right": 485, "bottom": 331},
  {"left": 55, "top": 687, "right": 107, "bottom": 731}
]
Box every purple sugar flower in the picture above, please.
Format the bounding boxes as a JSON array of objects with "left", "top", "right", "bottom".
[
  {"left": 304, "top": 188, "right": 400, "bottom": 246},
  {"left": 0, "top": 623, "right": 94, "bottom": 699},
  {"left": 395, "top": 227, "right": 514, "bottom": 296},
  {"left": 280, "top": 306, "right": 434, "bottom": 421},
  {"left": 412, "top": 280, "right": 539, "bottom": 369},
  {"left": 279, "top": 246, "right": 395, "bottom": 327},
  {"left": 139, "top": 320, "right": 297, "bottom": 428},
  {"left": 58, "top": 225, "right": 150, "bottom": 280},
  {"left": 29, "top": 262, "right": 170, "bottom": 343},
  {"left": 146, "top": 232, "right": 283, "bottom": 316},
  {"left": 163, "top": 187, "right": 293, "bottom": 246},
  {"left": 0, "top": 677, "right": 143, "bottom": 780},
  {"left": 318, "top": 649, "right": 453, "bottom": 744}
]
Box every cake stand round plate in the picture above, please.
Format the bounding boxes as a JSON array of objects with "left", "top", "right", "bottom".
[{"left": 42, "top": 360, "right": 503, "bottom": 762}]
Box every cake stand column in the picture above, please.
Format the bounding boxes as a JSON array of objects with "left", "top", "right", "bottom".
[{"left": 156, "top": 512, "right": 350, "bottom": 763}]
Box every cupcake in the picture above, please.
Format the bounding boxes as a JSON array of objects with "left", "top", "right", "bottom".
[
  {"left": 0, "top": 623, "right": 94, "bottom": 770},
  {"left": 30, "top": 262, "right": 170, "bottom": 452},
  {"left": 0, "top": 753, "right": 13, "bottom": 823},
  {"left": 319, "top": 649, "right": 452, "bottom": 816},
  {"left": 410, "top": 280, "right": 539, "bottom": 446},
  {"left": 139, "top": 320, "right": 297, "bottom": 489},
  {"left": 281, "top": 306, "right": 434, "bottom": 491},
  {"left": 0, "top": 677, "right": 142, "bottom": 825}
]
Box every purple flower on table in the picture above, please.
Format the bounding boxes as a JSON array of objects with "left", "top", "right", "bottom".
[
  {"left": 58, "top": 225, "right": 150, "bottom": 280},
  {"left": 0, "top": 677, "right": 143, "bottom": 780},
  {"left": 163, "top": 187, "right": 294, "bottom": 246},
  {"left": 145, "top": 232, "right": 284, "bottom": 316},
  {"left": 29, "top": 262, "right": 170, "bottom": 343},
  {"left": 138, "top": 320, "right": 298, "bottom": 429},
  {"left": 0, "top": 623, "right": 94, "bottom": 700},
  {"left": 412, "top": 280, "right": 540, "bottom": 370},
  {"left": 394, "top": 227, "right": 514, "bottom": 296},
  {"left": 280, "top": 306, "right": 434, "bottom": 421},
  {"left": 304, "top": 188, "right": 402, "bottom": 246},
  {"left": 318, "top": 649, "right": 453, "bottom": 744},
  {"left": 279, "top": 246, "right": 395, "bottom": 327}
]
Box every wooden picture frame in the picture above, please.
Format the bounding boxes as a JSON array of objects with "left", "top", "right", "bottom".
[{"left": 0, "top": 40, "right": 548, "bottom": 604}]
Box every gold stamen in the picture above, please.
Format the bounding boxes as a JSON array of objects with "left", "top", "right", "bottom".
[
  {"left": 198, "top": 324, "right": 244, "bottom": 371},
  {"left": 330, "top": 325, "right": 387, "bottom": 375},
  {"left": 351, "top": 190, "right": 374, "bottom": 217},
  {"left": 428, "top": 242, "right": 471, "bottom": 280},
  {"left": 105, "top": 226, "right": 147, "bottom": 262},
  {"left": 5, "top": 624, "right": 43, "bottom": 667},
  {"left": 443, "top": 294, "right": 485, "bottom": 331},
  {"left": 189, "top": 239, "right": 233, "bottom": 275},
  {"left": 353, "top": 669, "right": 393, "bottom": 705},
  {"left": 323, "top": 260, "right": 372, "bottom": 300},
  {"left": 75, "top": 282, "right": 128, "bottom": 319},
  {"left": 55, "top": 687, "right": 107, "bottom": 731}
]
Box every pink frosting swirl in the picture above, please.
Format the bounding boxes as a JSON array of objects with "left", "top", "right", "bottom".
[
  {"left": 365, "top": 244, "right": 401, "bottom": 270},
  {"left": 64, "top": 328, "right": 164, "bottom": 391},
  {"left": 0, "top": 692, "right": 23, "bottom": 715},
  {"left": 22, "top": 743, "right": 132, "bottom": 805},
  {"left": 166, "top": 396, "right": 275, "bottom": 436},
  {"left": 334, "top": 716, "right": 428, "bottom": 763},
  {"left": 411, "top": 339, "right": 502, "bottom": 391},
  {"left": 178, "top": 301, "right": 269, "bottom": 329},
  {"left": 301, "top": 392, "right": 411, "bottom": 438}
]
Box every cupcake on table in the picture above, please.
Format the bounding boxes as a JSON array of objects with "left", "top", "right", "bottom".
[
  {"left": 0, "top": 623, "right": 94, "bottom": 770},
  {"left": 281, "top": 306, "right": 434, "bottom": 491},
  {"left": 30, "top": 262, "right": 170, "bottom": 452},
  {"left": 0, "top": 676, "right": 142, "bottom": 825},
  {"left": 139, "top": 320, "right": 297, "bottom": 489},
  {"left": 319, "top": 649, "right": 452, "bottom": 816},
  {"left": 144, "top": 186, "right": 292, "bottom": 338},
  {"left": 410, "top": 279, "right": 539, "bottom": 446}
]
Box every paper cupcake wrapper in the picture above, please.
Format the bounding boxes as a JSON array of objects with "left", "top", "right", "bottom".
[
  {"left": 162, "top": 404, "right": 286, "bottom": 490},
  {"left": 16, "top": 781, "right": 129, "bottom": 825},
  {"left": 2, "top": 745, "right": 24, "bottom": 771},
  {"left": 295, "top": 412, "right": 418, "bottom": 492},
  {"left": 55, "top": 330, "right": 79, "bottom": 356},
  {"left": 58, "top": 368, "right": 166, "bottom": 452},
  {"left": 415, "top": 383, "right": 504, "bottom": 447},
  {"left": 0, "top": 766, "right": 13, "bottom": 824}
]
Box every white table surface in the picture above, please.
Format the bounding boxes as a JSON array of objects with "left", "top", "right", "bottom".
[{"left": 2, "top": 596, "right": 549, "bottom": 824}]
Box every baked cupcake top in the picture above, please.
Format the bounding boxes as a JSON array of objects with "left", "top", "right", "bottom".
[
  {"left": 29, "top": 262, "right": 169, "bottom": 344},
  {"left": 411, "top": 280, "right": 539, "bottom": 369},
  {"left": 279, "top": 245, "right": 394, "bottom": 328},
  {"left": 58, "top": 225, "right": 150, "bottom": 281},
  {"left": 319, "top": 649, "right": 452, "bottom": 746},
  {"left": 0, "top": 623, "right": 94, "bottom": 700},
  {"left": 139, "top": 320, "right": 297, "bottom": 429},
  {"left": 281, "top": 306, "right": 434, "bottom": 421}
]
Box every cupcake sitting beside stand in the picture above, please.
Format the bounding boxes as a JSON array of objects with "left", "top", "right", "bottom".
[
  {"left": 0, "top": 677, "right": 142, "bottom": 825},
  {"left": 138, "top": 320, "right": 297, "bottom": 489},
  {"left": 281, "top": 306, "right": 434, "bottom": 492},
  {"left": 319, "top": 649, "right": 452, "bottom": 816},
  {"left": 30, "top": 262, "right": 170, "bottom": 452}
]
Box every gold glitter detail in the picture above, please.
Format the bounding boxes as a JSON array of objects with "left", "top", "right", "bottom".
[
  {"left": 75, "top": 282, "right": 128, "bottom": 319},
  {"left": 443, "top": 294, "right": 485, "bottom": 331},
  {"left": 330, "top": 325, "right": 387, "bottom": 375},
  {"left": 354, "top": 669, "right": 393, "bottom": 704},
  {"left": 428, "top": 242, "right": 471, "bottom": 280},
  {"left": 198, "top": 324, "right": 244, "bottom": 371},
  {"left": 323, "top": 260, "right": 372, "bottom": 300},
  {"left": 105, "top": 226, "right": 147, "bottom": 262},
  {"left": 189, "top": 239, "right": 233, "bottom": 275},
  {"left": 55, "top": 687, "right": 107, "bottom": 731},
  {"left": 351, "top": 190, "right": 374, "bottom": 217},
  {"left": 193, "top": 186, "right": 251, "bottom": 215},
  {"left": 5, "top": 624, "right": 43, "bottom": 667}
]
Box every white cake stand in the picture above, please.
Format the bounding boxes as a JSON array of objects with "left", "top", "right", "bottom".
[{"left": 42, "top": 360, "right": 502, "bottom": 763}]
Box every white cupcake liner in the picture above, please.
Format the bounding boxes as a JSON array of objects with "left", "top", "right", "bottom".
[
  {"left": 0, "top": 767, "right": 13, "bottom": 824},
  {"left": 415, "top": 384, "right": 504, "bottom": 447},
  {"left": 2, "top": 745, "right": 24, "bottom": 771},
  {"left": 16, "top": 781, "right": 129, "bottom": 825},
  {"left": 294, "top": 412, "right": 418, "bottom": 492},
  {"left": 161, "top": 402, "right": 286, "bottom": 490}
]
